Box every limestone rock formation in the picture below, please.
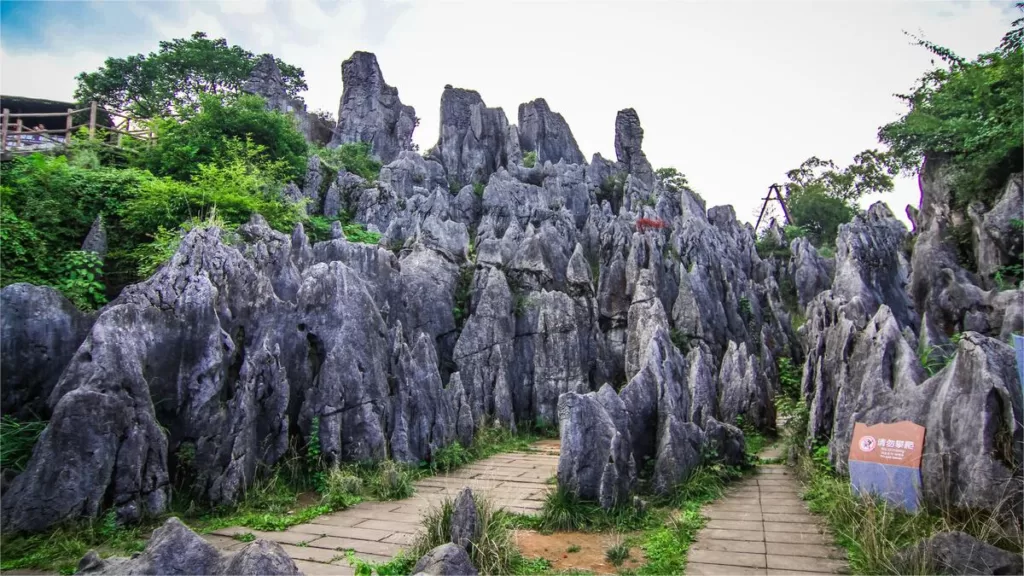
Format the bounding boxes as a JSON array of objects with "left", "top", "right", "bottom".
[
  {"left": 75, "top": 517, "right": 301, "bottom": 575},
  {"left": 428, "top": 86, "right": 509, "bottom": 187},
  {"left": 449, "top": 487, "right": 478, "bottom": 551},
  {"left": 614, "top": 108, "right": 653, "bottom": 188},
  {"left": 557, "top": 387, "right": 636, "bottom": 509},
  {"left": 411, "top": 543, "right": 478, "bottom": 576},
  {"left": 893, "top": 531, "right": 1024, "bottom": 576},
  {"left": 330, "top": 51, "right": 416, "bottom": 163},
  {"left": 81, "top": 215, "right": 107, "bottom": 258},
  {"left": 1, "top": 284, "right": 94, "bottom": 419},
  {"left": 517, "top": 98, "right": 585, "bottom": 166}
]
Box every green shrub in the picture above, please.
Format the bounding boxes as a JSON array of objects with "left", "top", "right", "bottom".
[
  {"left": 366, "top": 460, "right": 415, "bottom": 500},
  {"left": 342, "top": 223, "right": 380, "bottom": 245},
  {"left": 472, "top": 182, "right": 485, "bottom": 198},
  {"left": 320, "top": 468, "right": 363, "bottom": 510},
  {"left": 430, "top": 442, "right": 472, "bottom": 473},
  {"left": 55, "top": 251, "right": 107, "bottom": 310},
  {"left": 344, "top": 550, "right": 415, "bottom": 576},
  {"left": 137, "top": 94, "right": 308, "bottom": 182},
  {"left": 312, "top": 142, "right": 382, "bottom": 182},
  {"left": 453, "top": 266, "right": 474, "bottom": 327},
  {"left": 879, "top": 25, "right": 1023, "bottom": 209},
  {"left": 522, "top": 150, "right": 537, "bottom": 168},
  {"left": 534, "top": 486, "right": 655, "bottom": 532},
  {"left": 786, "top": 185, "right": 856, "bottom": 248},
  {"left": 605, "top": 540, "right": 631, "bottom": 566}
]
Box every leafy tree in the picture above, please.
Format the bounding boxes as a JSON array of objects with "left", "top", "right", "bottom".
[
  {"left": 655, "top": 167, "right": 690, "bottom": 192},
  {"left": 776, "top": 152, "right": 895, "bottom": 247},
  {"left": 74, "top": 32, "right": 307, "bottom": 118},
  {"left": 878, "top": 10, "right": 1024, "bottom": 207},
  {"left": 311, "top": 142, "right": 382, "bottom": 182},
  {"left": 136, "top": 94, "right": 308, "bottom": 181}
]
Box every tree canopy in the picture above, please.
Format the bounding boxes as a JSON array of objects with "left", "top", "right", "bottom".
[{"left": 74, "top": 32, "right": 307, "bottom": 118}]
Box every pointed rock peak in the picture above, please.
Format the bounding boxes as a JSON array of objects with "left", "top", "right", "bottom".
[
  {"left": 614, "top": 108, "right": 654, "bottom": 187},
  {"left": 332, "top": 51, "right": 416, "bottom": 164},
  {"left": 566, "top": 243, "right": 593, "bottom": 289},
  {"left": 518, "top": 98, "right": 585, "bottom": 166}
]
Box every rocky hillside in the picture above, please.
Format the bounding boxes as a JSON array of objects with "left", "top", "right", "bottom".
[{"left": 1, "top": 51, "right": 1021, "bottom": 535}]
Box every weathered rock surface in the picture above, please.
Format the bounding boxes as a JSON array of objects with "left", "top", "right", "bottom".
[
  {"left": 517, "top": 98, "right": 585, "bottom": 166},
  {"left": 429, "top": 86, "right": 509, "bottom": 187},
  {"left": 1, "top": 284, "right": 94, "bottom": 419},
  {"left": 614, "top": 108, "right": 653, "bottom": 188},
  {"left": 557, "top": 388, "right": 636, "bottom": 509},
  {"left": 330, "top": 51, "right": 416, "bottom": 163},
  {"left": 789, "top": 237, "right": 833, "bottom": 309},
  {"left": 702, "top": 417, "right": 746, "bottom": 467},
  {"left": 411, "top": 543, "right": 478, "bottom": 576},
  {"left": 76, "top": 517, "right": 301, "bottom": 575},
  {"left": 81, "top": 215, "right": 108, "bottom": 257},
  {"left": 893, "top": 531, "right": 1024, "bottom": 576},
  {"left": 449, "top": 487, "right": 478, "bottom": 551}
]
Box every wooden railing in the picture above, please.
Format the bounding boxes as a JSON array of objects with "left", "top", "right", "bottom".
[{"left": 0, "top": 102, "right": 155, "bottom": 155}]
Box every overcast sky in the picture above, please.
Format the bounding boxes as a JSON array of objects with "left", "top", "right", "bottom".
[{"left": 1, "top": 0, "right": 1017, "bottom": 224}]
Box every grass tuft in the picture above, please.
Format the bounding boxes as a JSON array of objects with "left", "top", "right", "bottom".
[
  {"left": 0, "top": 415, "right": 47, "bottom": 472},
  {"left": 605, "top": 539, "right": 631, "bottom": 566},
  {"left": 413, "top": 494, "right": 523, "bottom": 575}
]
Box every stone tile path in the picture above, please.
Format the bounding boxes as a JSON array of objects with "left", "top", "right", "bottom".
[
  {"left": 686, "top": 460, "right": 848, "bottom": 575},
  {"left": 202, "top": 440, "right": 560, "bottom": 575}
]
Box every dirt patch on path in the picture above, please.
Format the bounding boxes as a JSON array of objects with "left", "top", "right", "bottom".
[{"left": 515, "top": 530, "right": 642, "bottom": 574}]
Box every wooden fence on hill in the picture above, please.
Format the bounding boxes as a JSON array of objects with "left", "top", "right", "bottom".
[{"left": 1, "top": 102, "right": 154, "bottom": 157}]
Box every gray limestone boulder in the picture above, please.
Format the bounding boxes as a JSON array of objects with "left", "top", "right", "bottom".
[
  {"left": 330, "top": 51, "right": 416, "bottom": 163},
  {"left": 892, "top": 531, "right": 1024, "bottom": 576},
  {"left": 1, "top": 284, "right": 94, "bottom": 419},
  {"left": 718, "top": 340, "right": 775, "bottom": 432},
  {"left": 390, "top": 327, "right": 457, "bottom": 465},
  {"left": 702, "top": 417, "right": 746, "bottom": 467},
  {"left": 517, "top": 98, "right": 585, "bottom": 166},
  {"left": 557, "top": 389, "right": 636, "bottom": 509},
  {"left": 973, "top": 173, "right": 1023, "bottom": 282},
  {"left": 652, "top": 418, "right": 703, "bottom": 497},
  {"left": 429, "top": 86, "right": 509, "bottom": 187},
  {"left": 76, "top": 517, "right": 301, "bottom": 575},
  {"left": 449, "top": 487, "right": 478, "bottom": 551},
  {"left": 412, "top": 543, "right": 478, "bottom": 576},
  {"left": 243, "top": 54, "right": 326, "bottom": 145},
  {"left": 789, "top": 237, "right": 832, "bottom": 309}
]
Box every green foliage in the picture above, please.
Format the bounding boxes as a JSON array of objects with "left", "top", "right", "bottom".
[
  {"left": 233, "top": 532, "right": 256, "bottom": 543},
  {"left": 55, "top": 250, "right": 107, "bottom": 310},
  {"left": 655, "top": 167, "right": 690, "bottom": 192},
  {"left": 0, "top": 519, "right": 146, "bottom": 575},
  {"left": 879, "top": 22, "right": 1024, "bottom": 208},
  {"left": 605, "top": 541, "right": 631, "bottom": 566},
  {"left": 430, "top": 441, "right": 473, "bottom": 473},
  {"left": 738, "top": 296, "right": 752, "bottom": 324},
  {"left": 523, "top": 150, "right": 538, "bottom": 168},
  {"left": 320, "top": 468, "right": 363, "bottom": 510},
  {"left": 123, "top": 139, "right": 302, "bottom": 248},
  {"left": 345, "top": 550, "right": 415, "bottom": 576},
  {"left": 75, "top": 31, "right": 307, "bottom": 118},
  {"left": 597, "top": 174, "right": 626, "bottom": 207},
  {"left": 0, "top": 416, "right": 47, "bottom": 473},
  {"left": 669, "top": 328, "right": 691, "bottom": 355},
  {"left": 468, "top": 425, "right": 539, "bottom": 460},
  {"left": 413, "top": 495, "right": 525, "bottom": 575},
  {"left": 342, "top": 223, "right": 381, "bottom": 245},
  {"left": 453, "top": 266, "right": 475, "bottom": 327},
  {"left": 473, "top": 182, "right": 485, "bottom": 198},
  {"left": 777, "top": 357, "right": 802, "bottom": 401},
  {"left": 567, "top": 544, "right": 581, "bottom": 553},
  {"left": 785, "top": 183, "right": 857, "bottom": 248},
  {"left": 132, "top": 211, "right": 236, "bottom": 278},
  {"left": 532, "top": 487, "right": 656, "bottom": 532},
  {"left": 312, "top": 142, "right": 382, "bottom": 182},
  {"left": 306, "top": 416, "right": 325, "bottom": 492},
  {"left": 138, "top": 94, "right": 308, "bottom": 182},
  {"left": 364, "top": 460, "right": 415, "bottom": 500}
]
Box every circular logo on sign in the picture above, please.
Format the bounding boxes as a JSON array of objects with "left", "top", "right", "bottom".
[{"left": 859, "top": 436, "right": 877, "bottom": 452}]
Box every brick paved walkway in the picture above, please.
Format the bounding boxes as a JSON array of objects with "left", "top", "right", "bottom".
[
  {"left": 686, "top": 459, "right": 847, "bottom": 575},
  {"left": 202, "top": 440, "right": 560, "bottom": 575}
]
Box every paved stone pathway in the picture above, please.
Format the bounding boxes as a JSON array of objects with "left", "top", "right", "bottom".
[
  {"left": 686, "top": 456, "right": 848, "bottom": 575},
  {"left": 202, "top": 440, "right": 560, "bottom": 575}
]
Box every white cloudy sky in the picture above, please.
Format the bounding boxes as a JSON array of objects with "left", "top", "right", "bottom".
[{"left": 1, "top": 0, "right": 1017, "bottom": 224}]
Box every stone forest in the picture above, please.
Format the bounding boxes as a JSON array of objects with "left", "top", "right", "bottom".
[{"left": 0, "top": 11, "right": 1021, "bottom": 576}]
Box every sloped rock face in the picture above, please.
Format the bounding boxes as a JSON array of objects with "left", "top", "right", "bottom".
[
  {"left": 614, "top": 109, "right": 653, "bottom": 188},
  {"left": 449, "top": 487, "right": 478, "bottom": 551},
  {"left": 893, "top": 531, "right": 1024, "bottom": 576},
  {"left": 429, "top": 86, "right": 509, "bottom": 187},
  {"left": 1, "top": 284, "right": 94, "bottom": 419},
  {"left": 76, "top": 517, "right": 301, "bottom": 575},
  {"left": 517, "top": 98, "right": 585, "bottom": 166},
  {"left": 789, "top": 237, "right": 833, "bottom": 309},
  {"left": 557, "top": 387, "right": 636, "bottom": 509},
  {"left": 330, "top": 51, "right": 416, "bottom": 163}
]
